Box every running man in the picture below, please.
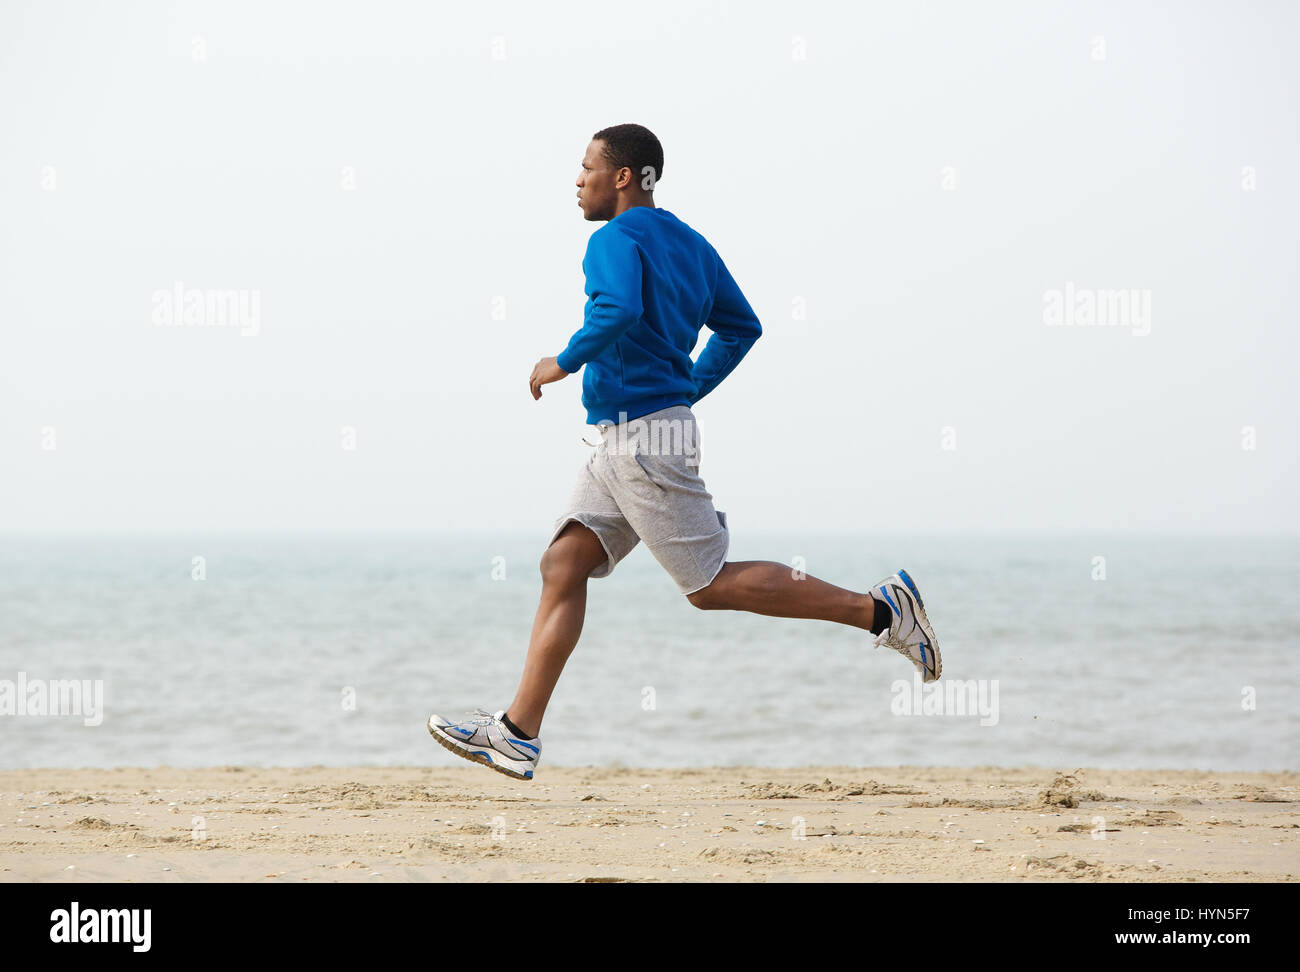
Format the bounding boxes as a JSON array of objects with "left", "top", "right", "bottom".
[{"left": 429, "top": 124, "right": 941, "bottom": 779}]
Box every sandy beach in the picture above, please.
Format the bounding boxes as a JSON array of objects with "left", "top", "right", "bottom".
[{"left": 1, "top": 765, "right": 1295, "bottom": 882}]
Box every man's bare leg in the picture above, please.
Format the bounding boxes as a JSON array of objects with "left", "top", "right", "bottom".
[
  {"left": 503, "top": 521, "right": 608, "bottom": 739},
  {"left": 686, "top": 561, "right": 877, "bottom": 628},
  {"left": 505, "top": 543, "right": 882, "bottom": 739}
]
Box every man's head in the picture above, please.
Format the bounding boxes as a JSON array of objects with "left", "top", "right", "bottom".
[{"left": 576, "top": 123, "right": 663, "bottom": 222}]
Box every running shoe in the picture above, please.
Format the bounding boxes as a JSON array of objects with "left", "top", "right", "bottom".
[
  {"left": 872, "top": 569, "right": 942, "bottom": 682},
  {"left": 427, "top": 707, "right": 540, "bottom": 780}
]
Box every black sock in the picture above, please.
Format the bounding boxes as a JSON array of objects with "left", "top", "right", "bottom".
[
  {"left": 500, "top": 711, "right": 535, "bottom": 740},
  {"left": 869, "top": 595, "right": 891, "bottom": 635}
]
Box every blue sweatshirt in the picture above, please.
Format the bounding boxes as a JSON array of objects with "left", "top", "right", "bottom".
[{"left": 555, "top": 207, "right": 762, "bottom": 425}]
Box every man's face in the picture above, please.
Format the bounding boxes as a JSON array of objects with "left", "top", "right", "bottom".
[{"left": 575, "top": 139, "right": 623, "bottom": 221}]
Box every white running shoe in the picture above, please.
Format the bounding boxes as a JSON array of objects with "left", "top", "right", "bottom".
[
  {"left": 427, "top": 708, "right": 540, "bottom": 780},
  {"left": 872, "top": 568, "right": 942, "bottom": 682}
]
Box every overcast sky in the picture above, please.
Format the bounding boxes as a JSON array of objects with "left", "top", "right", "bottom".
[{"left": 2, "top": 0, "right": 1296, "bottom": 535}]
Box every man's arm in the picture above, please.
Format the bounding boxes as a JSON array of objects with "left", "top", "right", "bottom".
[
  {"left": 555, "top": 230, "right": 644, "bottom": 375},
  {"left": 689, "top": 255, "right": 762, "bottom": 405}
]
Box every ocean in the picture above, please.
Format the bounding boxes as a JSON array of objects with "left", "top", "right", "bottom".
[{"left": 1, "top": 531, "right": 1296, "bottom": 772}]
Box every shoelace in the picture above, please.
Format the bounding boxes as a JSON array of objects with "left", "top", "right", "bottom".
[
  {"left": 876, "top": 624, "right": 937, "bottom": 679},
  {"left": 874, "top": 630, "right": 902, "bottom": 651}
]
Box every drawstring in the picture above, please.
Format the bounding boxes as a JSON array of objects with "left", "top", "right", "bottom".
[{"left": 582, "top": 422, "right": 613, "bottom": 448}]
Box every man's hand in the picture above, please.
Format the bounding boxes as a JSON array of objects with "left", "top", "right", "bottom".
[{"left": 529, "top": 356, "right": 569, "bottom": 400}]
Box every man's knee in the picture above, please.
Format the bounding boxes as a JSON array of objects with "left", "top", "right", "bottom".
[
  {"left": 687, "top": 581, "right": 720, "bottom": 610},
  {"left": 540, "top": 544, "right": 584, "bottom": 587},
  {"left": 687, "top": 563, "right": 733, "bottom": 609},
  {"left": 540, "top": 522, "right": 605, "bottom": 587}
]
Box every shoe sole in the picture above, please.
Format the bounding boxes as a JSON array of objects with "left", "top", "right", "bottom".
[
  {"left": 896, "top": 569, "right": 942, "bottom": 681},
  {"left": 427, "top": 718, "right": 535, "bottom": 780}
]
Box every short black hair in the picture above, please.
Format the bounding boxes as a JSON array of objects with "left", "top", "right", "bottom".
[{"left": 592, "top": 123, "right": 663, "bottom": 189}]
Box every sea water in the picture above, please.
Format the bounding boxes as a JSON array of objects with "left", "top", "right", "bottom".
[{"left": 1, "top": 531, "right": 1295, "bottom": 771}]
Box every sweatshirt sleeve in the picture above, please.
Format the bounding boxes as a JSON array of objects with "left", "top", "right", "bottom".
[
  {"left": 555, "top": 229, "right": 644, "bottom": 374},
  {"left": 689, "top": 254, "right": 762, "bottom": 405}
]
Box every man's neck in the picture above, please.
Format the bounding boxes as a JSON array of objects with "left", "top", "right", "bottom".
[{"left": 612, "top": 196, "right": 656, "bottom": 219}]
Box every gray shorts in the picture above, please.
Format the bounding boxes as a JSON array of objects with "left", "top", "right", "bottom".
[{"left": 548, "top": 405, "right": 729, "bottom": 595}]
